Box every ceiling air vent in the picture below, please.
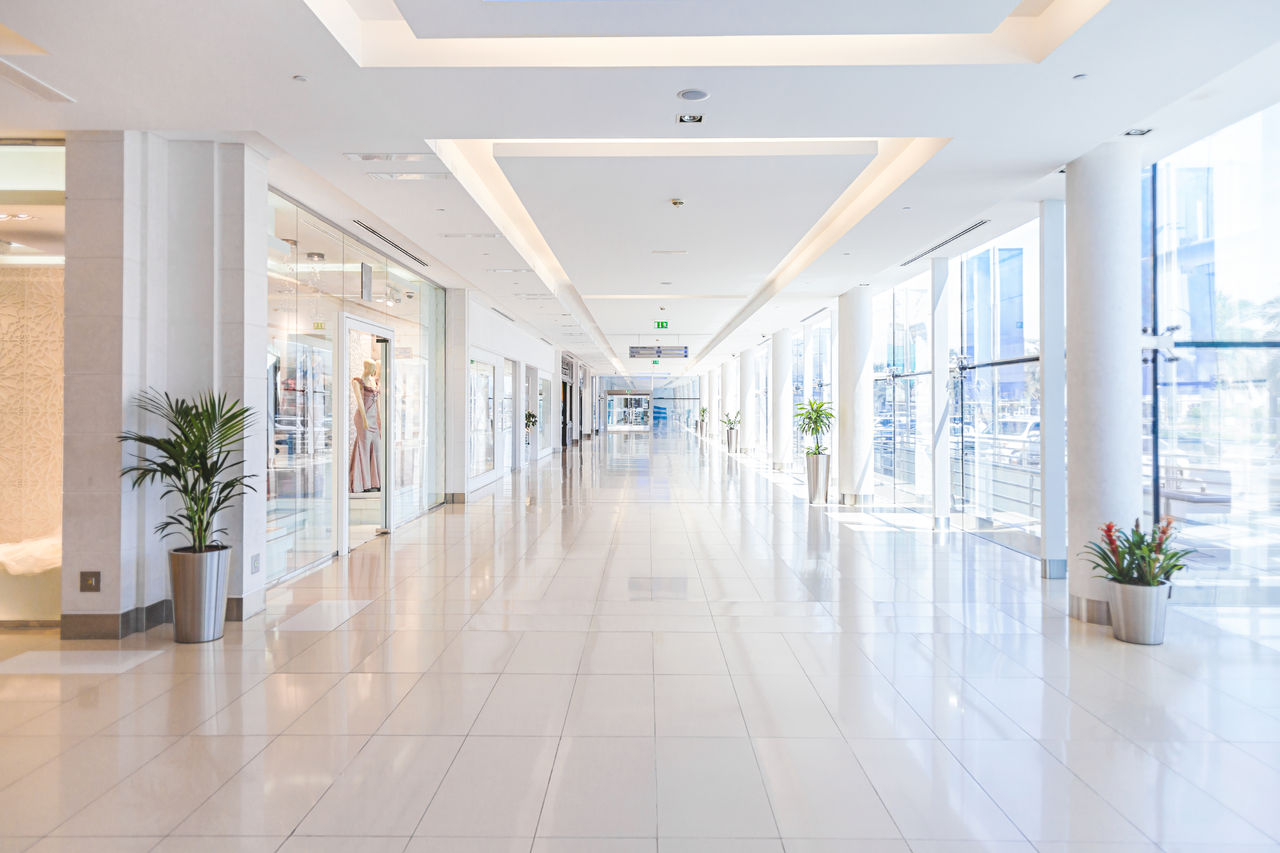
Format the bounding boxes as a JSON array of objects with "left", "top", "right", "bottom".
[
  {"left": 899, "top": 220, "right": 990, "bottom": 267},
  {"left": 352, "top": 219, "right": 430, "bottom": 269},
  {"left": 491, "top": 307, "right": 515, "bottom": 322}
]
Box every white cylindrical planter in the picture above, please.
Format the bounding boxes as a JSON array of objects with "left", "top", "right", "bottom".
[
  {"left": 771, "top": 328, "right": 793, "bottom": 470},
  {"left": 837, "top": 288, "right": 874, "bottom": 503},
  {"left": 739, "top": 346, "right": 757, "bottom": 455},
  {"left": 1066, "top": 142, "right": 1144, "bottom": 625}
]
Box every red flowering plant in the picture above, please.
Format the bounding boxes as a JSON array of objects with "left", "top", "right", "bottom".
[{"left": 1082, "top": 518, "right": 1194, "bottom": 586}]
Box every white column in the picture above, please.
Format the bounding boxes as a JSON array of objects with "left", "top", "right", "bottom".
[
  {"left": 720, "top": 361, "right": 732, "bottom": 432},
  {"left": 443, "top": 287, "right": 469, "bottom": 498},
  {"left": 837, "top": 288, "right": 875, "bottom": 503},
  {"left": 739, "top": 346, "right": 757, "bottom": 454},
  {"left": 1066, "top": 143, "right": 1143, "bottom": 624},
  {"left": 930, "top": 258, "right": 952, "bottom": 528},
  {"left": 1040, "top": 199, "right": 1068, "bottom": 578},
  {"left": 62, "top": 132, "right": 270, "bottom": 637},
  {"left": 771, "top": 328, "right": 793, "bottom": 470}
]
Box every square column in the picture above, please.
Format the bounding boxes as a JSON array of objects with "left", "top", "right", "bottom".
[{"left": 63, "top": 132, "right": 269, "bottom": 638}]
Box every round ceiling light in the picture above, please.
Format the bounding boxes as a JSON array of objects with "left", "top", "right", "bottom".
[{"left": 677, "top": 88, "right": 709, "bottom": 102}]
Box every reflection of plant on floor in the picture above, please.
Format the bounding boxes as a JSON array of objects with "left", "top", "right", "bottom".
[{"left": 794, "top": 399, "right": 834, "bottom": 456}]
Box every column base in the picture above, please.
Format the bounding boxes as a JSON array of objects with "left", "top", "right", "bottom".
[
  {"left": 1069, "top": 593, "right": 1111, "bottom": 626},
  {"left": 840, "top": 493, "right": 875, "bottom": 506},
  {"left": 60, "top": 599, "right": 173, "bottom": 640},
  {"left": 1041, "top": 558, "right": 1067, "bottom": 580}
]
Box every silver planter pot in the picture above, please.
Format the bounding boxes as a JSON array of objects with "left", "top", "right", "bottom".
[
  {"left": 805, "top": 454, "right": 830, "bottom": 504},
  {"left": 1108, "top": 580, "right": 1171, "bottom": 645},
  {"left": 169, "top": 547, "right": 230, "bottom": 644},
  {"left": 725, "top": 428, "right": 739, "bottom": 453}
]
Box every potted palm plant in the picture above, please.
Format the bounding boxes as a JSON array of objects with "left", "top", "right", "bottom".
[
  {"left": 524, "top": 410, "right": 538, "bottom": 445},
  {"left": 1082, "top": 518, "right": 1193, "bottom": 644},
  {"left": 795, "top": 400, "right": 835, "bottom": 504},
  {"left": 119, "top": 390, "right": 256, "bottom": 643},
  {"left": 721, "top": 411, "right": 741, "bottom": 453},
  {"left": 698, "top": 406, "right": 708, "bottom": 435}
]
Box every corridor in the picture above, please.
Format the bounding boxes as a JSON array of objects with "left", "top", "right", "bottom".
[{"left": 2, "top": 429, "right": 1280, "bottom": 852}]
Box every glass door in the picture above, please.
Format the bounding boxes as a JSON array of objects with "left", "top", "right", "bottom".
[
  {"left": 468, "top": 359, "right": 496, "bottom": 478},
  {"left": 502, "top": 359, "right": 515, "bottom": 471},
  {"left": 346, "top": 319, "right": 392, "bottom": 550}
]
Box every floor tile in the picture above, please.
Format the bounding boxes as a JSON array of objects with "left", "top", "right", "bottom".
[
  {"left": 654, "top": 675, "right": 746, "bottom": 737},
  {"left": 417, "top": 736, "right": 557, "bottom": 837},
  {"left": 538, "top": 737, "right": 657, "bottom": 837},
  {"left": 655, "top": 737, "right": 777, "bottom": 838},
  {"left": 752, "top": 737, "right": 900, "bottom": 839},
  {"left": 297, "top": 735, "right": 461, "bottom": 836},
  {"left": 472, "top": 673, "right": 575, "bottom": 736},
  {"left": 563, "top": 675, "right": 654, "bottom": 736}
]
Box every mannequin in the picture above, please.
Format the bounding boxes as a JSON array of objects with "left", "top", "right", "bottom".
[{"left": 349, "top": 358, "right": 382, "bottom": 493}]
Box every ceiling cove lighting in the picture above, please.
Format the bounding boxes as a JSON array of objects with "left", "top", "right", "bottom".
[
  {"left": 677, "top": 114, "right": 703, "bottom": 124},
  {"left": 367, "top": 172, "right": 451, "bottom": 181}
]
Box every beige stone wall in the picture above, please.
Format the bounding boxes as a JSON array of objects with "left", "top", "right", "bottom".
[{"left": 0, "top": 264, "right": 63, "bottom": 545}]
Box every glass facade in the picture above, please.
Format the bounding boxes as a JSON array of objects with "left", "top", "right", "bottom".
[
  {"left": 951, "top": 220, "right": 1042, "bottom": 551},
  {"left": 468, "top": 359, "right": 497, "bottom": 478},
  {"left": 1143, "top": 102, "right": 1280, "bottom": 604},
  {"left": 266, "top": 191, "right": 444, "bottom": 582},
  {"left": 872, "top": 276, "right": 932, "bottom": 510}
]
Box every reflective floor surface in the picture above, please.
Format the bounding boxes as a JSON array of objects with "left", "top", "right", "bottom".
[{"left": 2, "top": 428, "right": 1280, "bottom": 851}]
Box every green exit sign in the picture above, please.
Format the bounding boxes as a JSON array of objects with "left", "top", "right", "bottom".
[
  {"left": 654, "top": 320, "right": 668, "bottom": 329},
  {"left": 652, "top": 359, "right": 660, "bottom": 365}
]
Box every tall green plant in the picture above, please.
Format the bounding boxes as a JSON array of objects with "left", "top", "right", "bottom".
[
  {"left": 721, "top": 411, "right": 741, "bottom": 429},
  {"left": 1082, "top": 518, "right": 1193, "bottom": 586},
  {"left": 795, "top": 399, "right": 835, "bottom": 455},
  {"left": 524, "top": 410, "right": 538, "bottom": 430},
  {"left": 119, "top": 390, "right": 257, "bottom": 553}
]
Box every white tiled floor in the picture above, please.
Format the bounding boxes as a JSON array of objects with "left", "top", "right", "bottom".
[{"left": 3, "top": 429, "right": 1280, "bottom": 851}]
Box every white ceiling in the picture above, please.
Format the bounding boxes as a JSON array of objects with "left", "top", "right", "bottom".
[{"left": 2, "top": 1, "right": 1280, "bottom": 375}]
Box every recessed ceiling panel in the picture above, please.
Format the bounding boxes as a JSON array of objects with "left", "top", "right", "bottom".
[
  {"left": 396, "top": 0, "right": 1019, "bottom": 38},
  {"left": 499, "top": 153, "right": 873, "bottom": 301}
]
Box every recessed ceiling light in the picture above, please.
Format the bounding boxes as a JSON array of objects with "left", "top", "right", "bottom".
[
  {"left": 677, "top": 114, "right": 703, "bottom": 124},
  {"left": 367, "top": 172, "right": 450, "bottom": 181},
  {"left": 677, "top": 88, "right": 709, "bottom": 102},
  {"left": 1072, "top": 73, "right": 1088, "bottom": 80},
  {"left": 441, "top": 232, "right": 501, "bottom": 238},
  {"left": 651, "top": 249, "right": 687, "bottom": 255},
  {"left": 858, "top": 282, "right": 871, "bottom": 287},
  {"left": 291, "top": 74, "right": 309, "bottom": 83},
  {"left": 901, "top": 206, "right": 912, "bottom": 211},
  {"left": 487, "top": 268, "right": 533, "bottom": 273},
  {"left": 1124, "top": 128, "right": 1153, "bottom": 136},
  {"left": 0, "top": 213, "right": 34, "bottom": 221},
  {"left": 344, "top": 153, "right": 427, "bottom": 161},
  {"left": 659, "top": 281, "right": 672, "bottom": 286}
]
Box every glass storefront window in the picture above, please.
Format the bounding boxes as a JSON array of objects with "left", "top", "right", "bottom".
[
  {"left": 266, "top": 191, "right": 445, "bottom": 582},
  {"left": 1143, "top": 102, "right": 1280, "bottom": 605},
  {"left": 469, "top": 359, "right": 496, "bottom": 478}
]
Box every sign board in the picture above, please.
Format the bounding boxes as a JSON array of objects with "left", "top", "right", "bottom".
[
  {"left": 628, "top": 345, "right": 689, "bottom": 359},
  {"left": 654, "top": 320, "right": 669, "bottom": 329},
  {"left": 652, "top": 359, "right": 660, "bottom": 365}
]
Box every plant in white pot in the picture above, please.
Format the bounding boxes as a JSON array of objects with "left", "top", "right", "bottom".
[
  {"left": 721, "top": 411, "right": 741, "bottom": 453},
  {"left": 1082, "top": 518, "right": 1193, "bottom": 645},
  {"left": 698, "top": 406, "right": 708, "bottom": 435},
  {"left": 524, "top": 410, "right": 538, "bottom": 445},
  {"left": 795, "top": 399, "right": 834, "bottom": 504},
  {"left": 119, "top": 390, "right": 257, "bottom": 644}
]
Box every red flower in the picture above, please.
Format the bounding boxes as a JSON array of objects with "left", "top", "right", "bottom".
[{"left": 1101, "top": 522, "right": 1122, "bottom": 568}]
